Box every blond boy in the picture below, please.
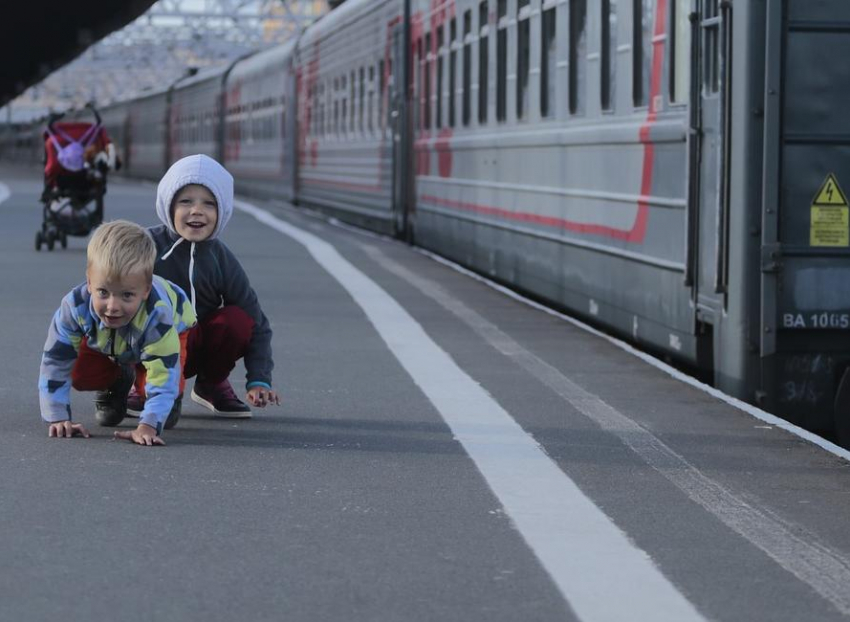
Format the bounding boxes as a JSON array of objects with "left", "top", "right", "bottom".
[{"left": 38, "top": 220, "right": 196, "bottom": 446}]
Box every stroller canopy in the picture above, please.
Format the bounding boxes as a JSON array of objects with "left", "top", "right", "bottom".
[{"left": 44, "top": 122, "right": 110, "bottom": 186}]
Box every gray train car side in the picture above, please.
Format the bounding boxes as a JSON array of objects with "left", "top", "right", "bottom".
[
  {"left": 295, "top": 0, "right": 403, "bottom": 234},
  {"left": 408, "top": 0, "right": 698, "bottom": 368},
  {"left": 126, "top": 87, "right": 170, "bottom": 180},
  {"left": 224, "top": 41, "right": 298, "bottom": 201},
  {"left": 169, "top": 65, "right": 230, "bottom": 165}
]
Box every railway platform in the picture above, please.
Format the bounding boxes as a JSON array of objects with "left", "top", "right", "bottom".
[{"left": 3, "top": 164, "right": 850, "bottom": 622}]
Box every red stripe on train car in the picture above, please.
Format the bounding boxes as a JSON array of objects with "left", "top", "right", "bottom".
[
  {"left": 632, "top": 0, "right": 668, "bottom": 243},
  {"left": 420, "top": 194, "right": 644, "bottom": 240},
  {"left": 419, "top": 0, "right": 668, "bottom": 244}
]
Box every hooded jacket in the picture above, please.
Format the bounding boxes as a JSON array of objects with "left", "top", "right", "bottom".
[{"left": 150, "top": 154, "right": 274, "bottom": 389}]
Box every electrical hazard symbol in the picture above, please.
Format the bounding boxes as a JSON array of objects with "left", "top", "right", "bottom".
[
  {"left": 813, "top": 173, "right": 848, "bottom": 206},
  {"left": 810, "top": 173, "right": 849, "bottom": 247}
]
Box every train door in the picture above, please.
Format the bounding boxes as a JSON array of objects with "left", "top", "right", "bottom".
[
  {"left": 693, "top": 0, "right": 731, "bottom": 313},
  {"left": 390, "top": 25, "right": 408, "bottom": 237}
]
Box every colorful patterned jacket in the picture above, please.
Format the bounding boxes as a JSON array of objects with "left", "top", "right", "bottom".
[{"left": 39, "top": 276, "right": 197, "bottom": 430}]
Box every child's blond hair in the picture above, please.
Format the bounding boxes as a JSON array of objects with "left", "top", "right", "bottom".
[{"left": 86, "top": 220, "right": 156, "bottom": 282}]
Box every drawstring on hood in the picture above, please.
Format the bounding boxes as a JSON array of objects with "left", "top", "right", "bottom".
[
  {"left": 160, "top": 237, "right": 198, "bottom": 309},
  {"left": 155, "top": 154, "right": 234, "bottom": 310}
]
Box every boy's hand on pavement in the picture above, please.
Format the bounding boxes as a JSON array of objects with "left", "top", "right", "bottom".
[
  {"left": 113, "top": 423, "right": 165, "bottom": 446},
  {"left": 48, "top": 421, "right": 90, "bottom": 439},
  {"left": 247, "top": 386, "right": 280, "bottom": 408}
]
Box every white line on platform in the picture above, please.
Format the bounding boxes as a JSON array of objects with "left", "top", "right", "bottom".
[
  {"left": 233, "top": 199, "right": 706, "bottom": 622},
  {"left": 0, "top": 183, "right": 10, "bottom": 206},
  {"left": 363, "top": 243, "right": 850, "bottom": 617}
]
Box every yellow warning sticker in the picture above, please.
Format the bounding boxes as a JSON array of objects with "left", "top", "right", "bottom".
[
  {"left": 811, "top": 206, "right": 849, "bottom": 246},
  {"left": 811, "top": 173, "right": 849, "bottom": 246}
]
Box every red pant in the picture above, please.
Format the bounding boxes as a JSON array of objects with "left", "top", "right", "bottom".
[
  {"left": 133, "top": 305, "right": 255, "bottom": 395},
  {"left": 72, "top": 332, "right": 189, "bottom": 394}
]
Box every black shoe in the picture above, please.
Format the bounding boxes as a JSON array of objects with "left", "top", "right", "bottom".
[
  {"left": 95, "top": 365, "right": 135, "bottom": 427},
  {"left": 164, "top": 394, "right": 182, "bottom": 430}
]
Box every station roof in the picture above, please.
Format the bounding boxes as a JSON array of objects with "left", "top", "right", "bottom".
[{"left": 0, "top": 0, "right": 157, "bottom": 108}]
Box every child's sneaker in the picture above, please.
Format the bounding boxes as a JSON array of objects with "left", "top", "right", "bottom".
[
  {"left": 94, "top": 365, "right": 135, "bottom": 427},
  {"left": 126, "top": 387, "right": 145, "bottom": 417},
  {"left": 191, "top": 378, "right": 252, "bottom": 418}
]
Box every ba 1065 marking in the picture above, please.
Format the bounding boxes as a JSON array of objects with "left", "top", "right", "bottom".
[{"left": 783, "top": 312, "right": 850, "bottom": 329}]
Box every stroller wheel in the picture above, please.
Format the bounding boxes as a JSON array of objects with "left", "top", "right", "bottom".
[
  {"left": 35, "top": 231, "right": 43, "bottom": 251},
  {"left": 46, "top": 231, "right": 55, "bottom": 251}
]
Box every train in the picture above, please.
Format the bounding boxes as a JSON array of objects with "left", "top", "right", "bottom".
[{"left": 3, "top": 0, "right": 850, "bottom": 445}]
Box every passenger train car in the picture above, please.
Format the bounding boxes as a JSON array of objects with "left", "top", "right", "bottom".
[
  {"left": 296, "top": 0, "right": 403, "bottom": 232},
  {"left": 3, "top": 0, "right": 850, "bottom": 445}
]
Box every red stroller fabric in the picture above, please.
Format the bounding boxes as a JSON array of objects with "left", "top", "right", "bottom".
[{"left": 43, "top": 122, "right": 111, "bottom": 188}]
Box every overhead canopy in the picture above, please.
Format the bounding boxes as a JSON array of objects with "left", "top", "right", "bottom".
[{"left": 0, "top": 0, "right": 157, "bottom": 108}]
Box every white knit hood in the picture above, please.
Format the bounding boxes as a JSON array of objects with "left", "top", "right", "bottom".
[
  {"left": 155, "top": 154, "right": 234, "bottom": 240},
  {"left": 155, "top": 154, "right": 234, "bottom": 311}
]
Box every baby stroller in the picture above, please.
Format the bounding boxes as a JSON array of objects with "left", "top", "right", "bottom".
[{"left": 36, "top": 106, "right": 116, "bottom": 251}]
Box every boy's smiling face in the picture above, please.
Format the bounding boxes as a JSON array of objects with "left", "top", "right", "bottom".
[
  {"left": 172, "top": 184, "right": 218, "bottom": 242},
  {"left": 86, "top": 265, "right": 151, "bottom": 329}
]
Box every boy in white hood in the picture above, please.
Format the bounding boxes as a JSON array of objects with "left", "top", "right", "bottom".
[{"left": 128, "top": 154, "right": 279, "bottom": 420}]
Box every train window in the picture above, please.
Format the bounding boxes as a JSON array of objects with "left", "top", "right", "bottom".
[
  {"left": 368, "top": 65, "right": 375, "bottom": 134},
  {"left": 312, "top": 88, "right": 317, "bottom": 138},
  {"left": 298, "top": 86, "right": 313, "bottom": 134},
  {"left": 342, "top": 74, "right": 348, "bottom": 137},
  {"left": 478, "top": 1, "right": 488, "bottom": 124},
  {"left": 601, "top": 0, "right": 617, "bottom": 111},
  {"left": 436, "top": 25, "right": 444, "bottom": 129},
  {"left": 496, "top": 0, "right": 507, "bottom": 122},
  {"left": 334, "top": 77, "right": 339, "bottom": 138},
  {"left": 463, "top": 11, "right": 472, "bottom": 126},
  {"left": 516, "top": 0, "right": 530, "bottom": 120},
  {"left": 350, "top": 70, "right": 356, "bottom": 134},
  {"left": 569, "top": 0, "right": 587, "bottom": 115},
  {"left": 703, "top": 0, "right": 720, "bottom": 94},
  {"left": 359, "top": 66, "right": 365, "bottom": 133},
  {"left": 633, "top": 0, "right": 655, "bottom": 107},
  {"left": 540, "top": 5, "right": 556, "bottom": 118},
  {"left": 379, "top": 59, "right": 385, "bottom": 133},
  {"left": 319, "top": 83, "right": 325, "bottom": 138},
  {"left": 310, "top": 85, "right": 316, "bottom": 137},
  {"left": 425, "top": 33, "right": 432, "bottom": 130},
  {"left": 415, "top": 37, "right": 422, "bottom": 132},
  {"left": 449, "top": 18, "right": 457, "bottom": 127},
  {"left": 670, "top": 0, "right": 690, "bottom": 103}
]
